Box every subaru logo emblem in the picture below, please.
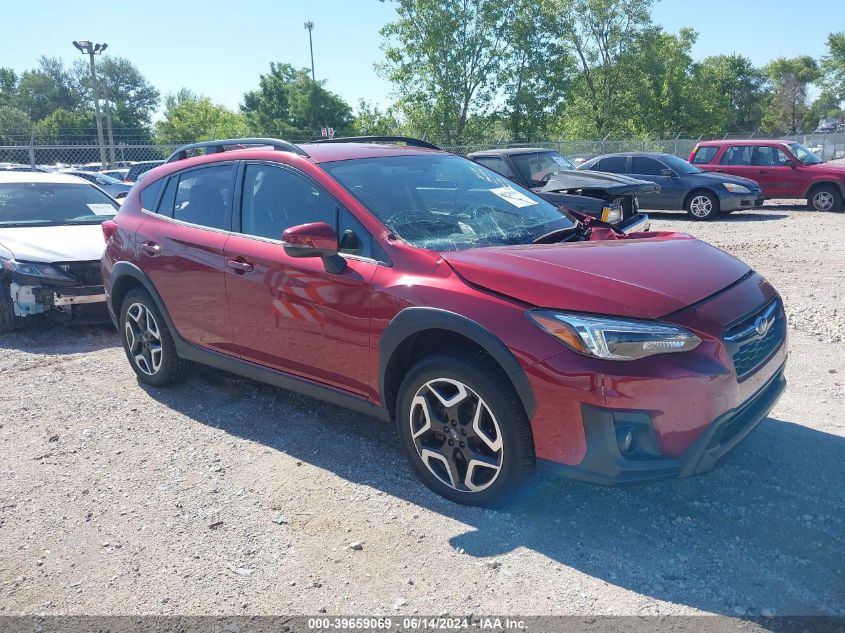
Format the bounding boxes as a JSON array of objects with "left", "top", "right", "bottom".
[{"left": 754, "top": 315, "right": 771, "bottom": 337}]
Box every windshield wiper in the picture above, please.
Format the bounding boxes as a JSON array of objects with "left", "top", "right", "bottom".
[{"left": 531, "top": 224, "right": 586, "bottom": 244}]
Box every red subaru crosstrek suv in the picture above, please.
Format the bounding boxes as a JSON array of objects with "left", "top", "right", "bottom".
[
  {"left": 102, "top": 136, "right": 788, "bottom": 506},
  {"left": 690, "top": 139, "right": 845, "bottom": 212}
]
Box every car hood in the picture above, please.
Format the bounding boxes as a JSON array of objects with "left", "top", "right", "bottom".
[
  {"left": 441, "top": 234, "right": 751, "bottom": 318},
  {"left": 696, "top": 172, "right": 761, "bottom": 189},
  {"left": 805, "top": 161, "right": 845, "bottom": 175},
  {"left": 0, "top": 224, "right": 106, "bottom": 263},
  {"left": 542, "top": 170, "right": 659, "bottom": 195}
]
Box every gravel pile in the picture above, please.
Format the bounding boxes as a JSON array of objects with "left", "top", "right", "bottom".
[{"left": 0, "top": 203, "right": 843, "bottom": 617}]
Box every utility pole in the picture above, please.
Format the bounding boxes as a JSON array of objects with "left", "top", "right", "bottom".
[
  {"left": 72, "top": 40, "right": 109, "bottom": 168},
  {"left": 102, "top": 79, "right": 117, "bottom": 166},
  {"left": 304, "top": 21, "right": 315, "bottom": 81}
]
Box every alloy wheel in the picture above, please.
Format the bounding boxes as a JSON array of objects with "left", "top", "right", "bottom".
[
  {"left": 409, "top": 378, "right": 504, "bottom": 493},
  {"left": 812, "top": 191, "right": 834, "bottom": 211},
  {"left": 125, "top": 302, "right": 163, "bottom": 376},
  {"left": 689, "top": 195, "right": 713, "bottom": 218}
]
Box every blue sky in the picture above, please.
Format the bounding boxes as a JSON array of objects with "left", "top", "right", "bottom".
[{"left": 0, "top": 0, "right": 840, "bottom": 116}]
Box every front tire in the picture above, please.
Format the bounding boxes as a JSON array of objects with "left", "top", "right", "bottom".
[
  {"left": 119, "top": 288, "right": 186, "bottom": 386},
  {"left": 808, "top": 185, "right": 842, "bottom": 212},
  {"left": 395, "top": 353, "right": 534, "bottom": 506},
  {"left": 685, "top": 191, "right": 720, "bottom": 221}
]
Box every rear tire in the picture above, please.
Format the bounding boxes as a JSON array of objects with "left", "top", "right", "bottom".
[
  {"left": 808, "top": 185, "right": 842, "bottom": 212},
  {"left": 685, "top": 191, "right": 720, "bottom": 221},
  {"left": 119, "top": 288, "right": 186, "bottom": 387},
  {"left": 395, "top": 352, "right": 534, "bottom": 507}
]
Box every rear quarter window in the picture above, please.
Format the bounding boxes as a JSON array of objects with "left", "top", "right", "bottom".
[
  {"left": 691, "top": 146, "right": 718, "bottom": 164},
  {"left": 139, "top": 179, "right": 163, "bottom": 211}
]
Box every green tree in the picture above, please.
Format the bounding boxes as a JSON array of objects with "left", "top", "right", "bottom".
[
  {"left": 762, "top": 56, "right": 820, "bottom": 134},
  {"left": 379, "top": 0, "right": 516, "bottom": 143},
  {"left": 0, "top": 105, "right": 32, "bottom": 143},
  {"left": 561, "top": 0, "right": 653, "bottom": 137},
  {"left": 352, "top": 100, "right": 403, "bottom": 135},
  {"left": 617, "top": 27, "right": 699, "bottom": 138},
  {"left": 155, "top": 92, "right": 252, "bottom": 143},
  {"left": 15, "top": 57, "right": 82, "bottom": 121},
  {"left": 0, "top": 68, "right": 18, "bottom": 108},
  {"left": 691, "top": 54, "right": 768, "bottom": 135},
  {"left": 32, "top": 107, "right": 97, "bottom": 143},
  {"left": 821, "top": 32, "right": 845, "bottom": 103},
  {"left": 803, "top": 90, "right": 843, "bottom": 131},
  {"left": 503, "top": 0, "right": 572, "bottom": 141},
  {"left": 242, "top": 62, "right": 352, "bottom": 137}
]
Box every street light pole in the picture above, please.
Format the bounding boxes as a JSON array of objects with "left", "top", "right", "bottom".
[
  {"left": 102, "top": 80, "right": 117, "bottom": 165},
  {"left": 72, "top": 40, "right": 109, "bottom": 167},
  {"left": 304, "top": 21, "right": 315, "bottom": 81}
]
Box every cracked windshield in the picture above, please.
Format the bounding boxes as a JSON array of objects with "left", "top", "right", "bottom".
[{"left": 323, "top": 154, "right": 577, "bottom": 251}]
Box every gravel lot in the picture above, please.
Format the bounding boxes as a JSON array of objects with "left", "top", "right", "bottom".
[{"left": 1, "top": 200, "right": 843, "bottom": 618}]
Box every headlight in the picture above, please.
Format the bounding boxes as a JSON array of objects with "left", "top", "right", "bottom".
[
  {"left": 723, "top": 183, "right": 751, "bottom": 194},
  {"left": 528, "top": 310, "right": 701, "bottom": 360},
  {"left": 0, "top": 258, "right": 74, "bottom": 281},
  {"left": 600, "top": 205, "right": 623, "bottom": 223}
]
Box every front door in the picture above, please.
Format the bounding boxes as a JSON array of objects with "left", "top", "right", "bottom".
[
  {"left": 136, "top": 163, "right": 237, "bottom": 352},
  {"left": 628, "top": 156, "right": 683, "bottom": 209},
  {"left": 223, "top": 162, "right": 377, "bottom": 395}
]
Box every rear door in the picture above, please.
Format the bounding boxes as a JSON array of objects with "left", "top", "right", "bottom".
[
  {"left": 135, "top": 162, "right": 236, "bottom": 352},
  {"left": 713, "top": 145, "right": 758, "bottom": 183},
  {"left": 752, "top": 145, "right": 800, "bottom": 198},
  {"left": 223, "top": 161, "right": 377, "bottom": 395},
  {"left": 627, "top": 156, "right": 683, "bottom": 209}
]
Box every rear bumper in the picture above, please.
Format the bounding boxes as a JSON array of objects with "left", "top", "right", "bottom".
[{"left": 538, "top": 361, "right": 786, "bottom": 485}]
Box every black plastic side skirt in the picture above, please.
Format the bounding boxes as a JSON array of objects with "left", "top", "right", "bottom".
[{"left": 109, "top": 262, "right": 389, "bottom": 421}]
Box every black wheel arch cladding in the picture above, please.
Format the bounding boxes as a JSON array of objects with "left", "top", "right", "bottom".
[{"left": 379, "top": 307, "right": 537, "bottom": 419}]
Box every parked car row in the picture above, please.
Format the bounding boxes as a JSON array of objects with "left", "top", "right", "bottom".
[{"left": 0, "top": 136, "right": 793, "bottom": 506}]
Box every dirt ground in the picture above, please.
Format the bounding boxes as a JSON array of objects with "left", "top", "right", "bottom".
[{"left": 0, "top": 201, "right": 843, "bottom": 617}]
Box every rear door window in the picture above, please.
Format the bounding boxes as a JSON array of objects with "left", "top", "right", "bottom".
[
  {"left": 159, "top": 164, "right": 235, "bottom": 230},
  {"left": 719, "top": 146, "right": 753, "bottom": 166},
  {"left": 691, "top": 146, "right": 718, "bottom": 164},
  {"left": 629, "top": 156, "right": 667, "bottom": 175},
  {"left": 473, "top": 156, "right": 516, "bottom": 180},
  {"left": 596, "top": 156, "right": 628, "bottom": 173}
]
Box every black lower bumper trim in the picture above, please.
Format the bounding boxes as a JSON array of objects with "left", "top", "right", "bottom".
[{"left": 538, "top": 363, "right": 787, "bottom": 486}]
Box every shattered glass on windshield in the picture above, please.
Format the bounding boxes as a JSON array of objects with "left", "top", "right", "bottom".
[{"left": 322, "top": 155, "right": 577, "bottom": 251}]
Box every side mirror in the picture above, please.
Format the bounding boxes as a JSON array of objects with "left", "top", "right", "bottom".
[
  {"left": 784, "top": 159, "right": 796, "bottom": 169},
  {"left": 660, "top": 169, "right": 677, "bottom": 177},
  {"left": 282, "top": 221, "right": 346, "bottom": 273}
]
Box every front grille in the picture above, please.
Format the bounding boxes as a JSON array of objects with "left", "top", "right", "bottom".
[
  {"left": 56, "top": 261, "right": 103, "bottom": 285},
  {"left": 724, "top": 299, "right": 785, "bottom": 379}
]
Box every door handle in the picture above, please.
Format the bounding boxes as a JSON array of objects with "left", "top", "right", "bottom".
[
  {"left": 226, "top": 259, "right": 254, "bottom": 273},
  {"left": 141, "top": 240, "right": 161, "bottom": 256},
  {"left": 714, "top": 169, "right": 725, "bottom": 173},
  {"left": 757, "top": 170, "right": 768, "bottom": 174}
]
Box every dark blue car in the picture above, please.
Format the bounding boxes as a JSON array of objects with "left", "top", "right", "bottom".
[{"left": 578, "top": 152, "right": 764, "bottom": 220}]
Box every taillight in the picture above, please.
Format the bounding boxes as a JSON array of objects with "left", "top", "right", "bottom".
[{"left": 102, "top": 219, "right": 118, "bottom": 242}]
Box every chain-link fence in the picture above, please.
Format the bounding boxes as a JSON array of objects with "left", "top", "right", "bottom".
[{"left": 2, "top": 133, "right": 844, "bottom": 170}]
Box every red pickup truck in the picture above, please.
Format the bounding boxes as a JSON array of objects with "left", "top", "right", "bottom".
[{"left": 690, "top": 140, "right": 845, "bottom": 212}]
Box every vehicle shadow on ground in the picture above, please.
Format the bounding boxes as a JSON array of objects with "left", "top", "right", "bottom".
[
  {"left": 143, "top": 365, "right": 845, "bottom": 616},
  {"left": 645, "top": 210, "right": 789, "bottom": 222},
  {"left": 0, "top": 322, "right": 118, "bottom": 355}
]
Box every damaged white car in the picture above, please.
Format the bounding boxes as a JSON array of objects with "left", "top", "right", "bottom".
[{"left": 0, "top": 172, "right": 119, "bottom": 333}]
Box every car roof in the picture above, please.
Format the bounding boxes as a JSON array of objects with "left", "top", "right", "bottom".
[
  {"left": 467, "top": 147, "right": 559, "bottom": 157},
  {"left": 585, "top": 152, "right": 676, "bottom": 160},
  {"left": 0, "top": 171, "right": 89, "bottom": 185},
  {"left": 697, "top": 139, "right": 791, "bottom": 147}
]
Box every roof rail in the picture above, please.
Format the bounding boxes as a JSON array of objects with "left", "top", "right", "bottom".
[
  {"left": 306, "top": 136, "right": 441, "bottom": 151},
  {"left": 165, "top": 138, "right": 308, "bottom": 163}
]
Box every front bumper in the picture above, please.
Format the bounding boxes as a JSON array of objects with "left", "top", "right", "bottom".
[
  {"left": 618, "top": 212, "right": 650, "bottom": 233},
  {"left": 720, "top": 192, "right": 764, "bottom": 211},
  {"left": 537, "top": 362, "right": 786, "bottom": 485}
]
